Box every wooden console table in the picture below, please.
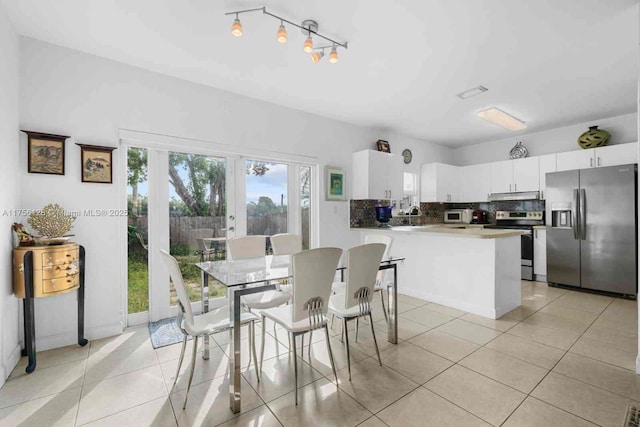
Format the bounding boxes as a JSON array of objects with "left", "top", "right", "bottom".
[{"left": 12, "top": 242, "right": 88, "bottom": 373}]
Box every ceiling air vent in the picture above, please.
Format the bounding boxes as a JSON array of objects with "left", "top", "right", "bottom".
[{"left": 456, "top": 85, "right": 488, "bottom": 99}]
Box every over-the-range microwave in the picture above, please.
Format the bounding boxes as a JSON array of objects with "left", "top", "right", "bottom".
[{"left": 444, "top": 209, "right": 473, "bottom": 224}]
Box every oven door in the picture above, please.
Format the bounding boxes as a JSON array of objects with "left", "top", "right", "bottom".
[{"left": 521, "top": 229, "right": 534, "bottom": 280}]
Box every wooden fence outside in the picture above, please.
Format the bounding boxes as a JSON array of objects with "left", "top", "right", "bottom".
[{"left": 130, "top": 209, "right": 309, "bottom": 248}]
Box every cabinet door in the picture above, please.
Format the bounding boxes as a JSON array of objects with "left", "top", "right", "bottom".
[
  {"left": 556, "top": 149, "right": 594, "bottom": 171},
  {"left": 513, "top": 157, "right": 539, "bottom": 192},
  {"left": 441, "top": 163, "right": 462, "bottom": 202},
  {"left": 386, "top": 153, "right": 404, "bottom": 200},
  {"left": 462, "top": 163, "right": 491, "bottom": 202},
  {"left": 368, "top": 150, "right": 390, "bottom": 199},
  {"left": 533, "top": 228, "right": 547, "bottom": 277},
  {"left": 420, "top": 163, "right": 440, "bottom": 202},
  {"left": 538, "top": 154, "right": 557, "bottom": 199},
  {"left": 595, "top": 142, "right": 638, "bottom": 168},
  {"left": 490, "top": 160, "right": 513, "bottom": 193}
]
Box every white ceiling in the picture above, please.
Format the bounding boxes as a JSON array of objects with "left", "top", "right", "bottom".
[{"left": 2, "top": 0, "right": 638, "bottom": 147}]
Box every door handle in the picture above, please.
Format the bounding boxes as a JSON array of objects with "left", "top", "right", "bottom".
[
  {"left": 572, "top": 189, "right": 579, "bottom": 240},
  {"left": 229, "top": 215, "right": 235, "bottom": 221},
  {"left": 580, "top": 188, "right": 586, "bottom": 240},
  {"left": 228, "top": 226, "right": 235, "bottom": 232}
]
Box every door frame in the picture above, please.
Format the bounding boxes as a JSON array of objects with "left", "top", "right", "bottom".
[{"left": 119, "top": 130, "right": 318, "bottom": 327}]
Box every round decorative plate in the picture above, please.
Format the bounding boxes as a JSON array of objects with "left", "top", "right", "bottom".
[
  {"left": 402, "top": 149, "right": 413, "bottom": 164},
  {"left": 34, "top": 236, "right": 71, "bottom": 245}
]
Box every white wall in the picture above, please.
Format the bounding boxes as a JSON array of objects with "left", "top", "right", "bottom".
[
  {"left": 0, "top": 4, "right": 21, "bottom": 386},
  {"left": 18, "top": 37, "right": 452, "bottom": 350},
  {"left": 452, "top": 113, "right": 637, "bottom": 166}
]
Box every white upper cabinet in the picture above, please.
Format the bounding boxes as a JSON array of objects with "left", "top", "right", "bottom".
[
  {"left": 462, "top": 163, "right": 491, "bottom": 202},
  {"left": 490, "top": 157, "right": 539, "bottom": 193},
  {"left": 596, "top": 143, "right": 638, "bottom": 167},
  {"left": 538, "top": 154, "right": 557, "bottom": 199},
  {"left": 421, "top": 163, "right": 462, "bottom": 202},
  {"left": 513, "top": 157, "right": 539, "bottom": 192},
  {"left": 352, "top": 150, "right": 404, "bottom": 200},
  {"left": 556, "top": 142, "right": 638, "bottom": 171}
]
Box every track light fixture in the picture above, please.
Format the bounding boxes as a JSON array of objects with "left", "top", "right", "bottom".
[
  {"left": 231, "top": 13, "right": 242, "bottom": 37},
  {"left": 225, "top": 6, "right": 348, "bottom": 64}
]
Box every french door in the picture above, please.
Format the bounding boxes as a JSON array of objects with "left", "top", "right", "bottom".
[{"left": 124, "top": 140, "right": 316, "bottom": 326}]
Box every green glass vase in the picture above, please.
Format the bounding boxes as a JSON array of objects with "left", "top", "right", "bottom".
[{"left": 577, "top": 125, "right": 610, "bottom": 149}]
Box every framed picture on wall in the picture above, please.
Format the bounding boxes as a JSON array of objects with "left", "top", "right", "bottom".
[
  {"left": 22, "top": 131, "right": 69, "bottom": 175},
  {"left": 76, "top": 144, "right": 117, "bottom": 183},
  {"left": 326, "top": 166, "right": 347, "bottom": 201}
]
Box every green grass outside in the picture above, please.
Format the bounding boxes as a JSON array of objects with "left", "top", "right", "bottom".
[{"left": 127, "top": 250, "right": 226, "bottom": 314}]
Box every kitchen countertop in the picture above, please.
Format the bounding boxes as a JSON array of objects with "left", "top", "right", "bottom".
[
  {"left": 532, "top": 225, "right": 546, "bottom": 229},
  {"left": 356, "top": 225, "right": 523, "bottom": 239}
]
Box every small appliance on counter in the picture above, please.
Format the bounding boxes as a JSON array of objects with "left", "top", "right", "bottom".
[
  {"left": 471, "top": 210, "right": 489, "bottom": 224},
  {"left": 444, "top": 209, "right": 473, "bottom": 224},
  {"left": 374, "top": 205, "right": 393, "bottom": 228}
]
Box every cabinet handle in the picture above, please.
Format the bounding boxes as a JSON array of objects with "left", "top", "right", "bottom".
[
  {"left": 535, "top": 229, "right": 538, "bottom": 238},
  {"left": 389, "top": 190, "right": 392, "bottom": 198},
  {"left": 509, "top": 184, "right": 512, "bottom": 192},
  {"left": 590, "top": 157, "right": 593, "bottom": 167},
  {"left": 597, "top": 157, "right": 601, "bottom": 167},
  {"left": 514, "top": 183, "right": 517, "bottom": 192}
]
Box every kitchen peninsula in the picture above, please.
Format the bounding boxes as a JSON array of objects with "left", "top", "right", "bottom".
[{"left": 360, "top": 226, "right": 522, "bottom": 319}]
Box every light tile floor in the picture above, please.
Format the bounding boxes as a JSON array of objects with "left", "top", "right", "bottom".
[{"left": 1, "top": 281, "right": 638, "bottom": 426}]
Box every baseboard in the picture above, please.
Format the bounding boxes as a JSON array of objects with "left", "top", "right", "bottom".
[
  {"left": 23, "top": 322, "right": 123, "bottom": 353},
  {"left": 1, "top": 343, "right": 22, "bottom": 387},
  {"left": 399, "top": 288, "right": 515, "bottom": 320}
]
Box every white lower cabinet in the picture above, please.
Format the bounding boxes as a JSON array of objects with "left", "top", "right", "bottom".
[{"left": 533, "top": 228, "right": 547, "bottom": 278}]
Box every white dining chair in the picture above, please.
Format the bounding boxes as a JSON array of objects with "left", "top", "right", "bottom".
[
  {"left": 159, "top": 250, "right": 260, "bottom": 409},
  {"left": 259, "top": 247, "right": 343, "bottom": 404},
  {"left": 328, "top": 243, "right": 386, "bottom": 380},
  {"left": 228, "top": 235, "right": 292, "bottom": 357},
  {"left": 270, "top": 233, "right": 302, "bottom": 255},
  {"left": 364, "top": 234, "right": 393, "bottom": 323}
]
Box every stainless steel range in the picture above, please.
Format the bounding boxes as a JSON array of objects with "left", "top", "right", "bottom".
[{"left": 485, "top": 211, "right": 544, "bottom": 281}]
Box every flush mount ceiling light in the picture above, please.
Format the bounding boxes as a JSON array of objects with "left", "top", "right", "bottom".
[
  {"left": 225, "top": 6, "right": 348, "bottom": 64},
  {"left": 457, "top": 85, "right": 488, "bottom": 99},
  {"left": 477, "top": 107, "right": 527, "bottom": 131}
]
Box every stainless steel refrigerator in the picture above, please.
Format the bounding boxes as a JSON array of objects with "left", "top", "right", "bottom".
[{"left": 546, "top": 164, "right": 637, "bottom": 296}]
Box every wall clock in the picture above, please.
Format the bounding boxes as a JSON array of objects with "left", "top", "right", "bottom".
[{"left": 402, "top": 149, "right": 412, "bottom": 164}]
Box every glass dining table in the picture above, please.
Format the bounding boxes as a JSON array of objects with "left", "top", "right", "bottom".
[{"left": 195, "top": 254, "right": 404, "bottom": 414}]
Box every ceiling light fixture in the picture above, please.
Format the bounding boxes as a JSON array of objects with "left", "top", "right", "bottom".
[
  {"left": 329, "top": 45, "right": 338, "bottom": 63},
  {"left": 311, "top": 50, "right": 325, "bottom": 64},
  {"left": 457, "top": 85, "right": 488, "bottom": 99},
  {"left": 225, "top": 7, "right": 348, "bottom": 63},
  {"left": 276, "top": 21, "right": 287, "bottom": 43},
  {"left": 477, "top": 107, "right": 527, "bottom": 131},
  {"left": 231, "top": 14, "right": 243, "bottom": 37}
]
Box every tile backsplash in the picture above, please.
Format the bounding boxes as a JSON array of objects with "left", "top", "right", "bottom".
[{"left": 350, "top": 199, "right": 545, "bottom": 228}]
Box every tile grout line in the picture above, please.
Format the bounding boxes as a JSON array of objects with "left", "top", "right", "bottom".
[
  {"left": 498, "top": 294, "right": 618, "bottom": 426},
  {"left": 72, "top": 343, "right": 91, "bottom": 427}
]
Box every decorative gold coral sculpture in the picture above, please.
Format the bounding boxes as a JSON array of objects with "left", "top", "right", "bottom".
[{"left": 27, "top": 204, "right": 76, "bottom": 237}]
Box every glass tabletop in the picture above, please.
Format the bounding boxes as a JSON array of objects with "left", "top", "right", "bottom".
[{"left": 195, "top": 254, "right": 405, "bottom": 288}]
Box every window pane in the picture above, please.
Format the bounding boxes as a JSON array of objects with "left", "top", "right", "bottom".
[
  {"left": 127, "top": 147, "right": 149, "bottom": 314},
  {"left": 246, "top": 160, "right": 288, "bottom": 253}
]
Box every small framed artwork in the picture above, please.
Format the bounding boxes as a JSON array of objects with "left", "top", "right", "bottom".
[
  {"left": 326, "top": 166, "right": 347, "bottom": 201},
  {"left": 76, "top": 144, "right": 117, "bottom": 183},
  {"left": 22, "top": 131, "right": 69, "bottom": 175},
  {"left": 376, "top": 139, "right": 391, "bottom": 153}
]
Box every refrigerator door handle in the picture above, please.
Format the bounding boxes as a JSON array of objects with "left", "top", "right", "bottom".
[
  {"left": 572, "top": 189, "right": 580, "bottom": 240},
  {"left": 580, "top": 188, "right": 586, "bottom": 240}
]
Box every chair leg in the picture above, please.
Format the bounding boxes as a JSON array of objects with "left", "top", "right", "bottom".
[
  {"left": 260, "top": 315, "right": 266, "bottom": 379},
  {"left": 308, "top": 331, "right": 312, "bottom": 359},
  {"left": 291, "top": 332, "right": 299, "bottom": 405},
  {"left": 324, "top": 324, "right": 338, "bottom": 386},
  {"left": 355, "top": 317, "right": 359, "bottom": 343},
  {"left": 369, "top": 312, "right": 382, "bottom": 366},
  {"left": 172, "top": 334, "right": 188, "bottom": 389},
  {"left": 247, "top": 322, "right": 253, "bottom": 369},
  {"left": 183, "top": 336, "right": 199, "bottom": 409},
  {"left": 343, "top": 318, "right": 352, "bottom": 381},
  {"left": 301, "top": 333, "right": 304, "bottom": 354},
  {"left": 250, "top": 321, "right": 260, "bottom": 382},
  {"left": 380, "top": 289, "right": 389, "bottom": 324}
]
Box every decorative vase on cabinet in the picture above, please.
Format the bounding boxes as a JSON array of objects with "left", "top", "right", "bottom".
[{"left": 577, "top": 126, "right": 610, "bottom": 149}]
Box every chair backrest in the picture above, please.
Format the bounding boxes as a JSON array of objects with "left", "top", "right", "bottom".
[
  {"left": 291, "top": 247, "right": 342, "bottom": 323},
  {"left": 227, "top": 235, "right": 266, "bottom": 260},
  {"left": 343, "top": 243, "right": 386, "bottom": 310},
  {"left": 364, "top": 234, "right": 393, "bottom": 259},
  {"left": 271, "top": 233, "right": 302, "bottom": 256},
  {"left": 159, "top": 249, "right": 194, "bottom": 326},
  {"left": 190, "top": 228, "right": 214, "bottom": 250}
]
